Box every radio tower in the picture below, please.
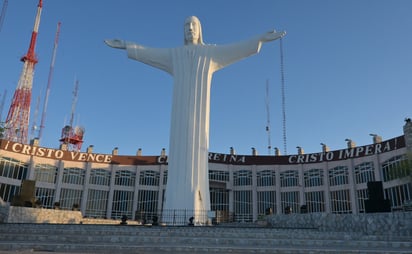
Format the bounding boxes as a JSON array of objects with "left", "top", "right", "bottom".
[{"left": 4, "top": 0, "right": 43, "bottom": 143}]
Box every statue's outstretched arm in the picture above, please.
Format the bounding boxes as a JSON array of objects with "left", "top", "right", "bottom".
[
  {"left": 104, "top": 39, "right": 127, "bottom": 49},
  {"left": 105, "top": 39, "right": 172, "bottom": 74},
  {"left": 259, "top": 30, "right": 286, "bottom": 43}
]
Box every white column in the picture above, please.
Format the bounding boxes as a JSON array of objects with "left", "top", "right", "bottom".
[
  {"left": 54, "top": 160, "right": 64, "bottom": 204},
  {"left": 323, "top": 162, "right": 331, "bottom": 213},
  {"left": 80, "top": 162, "right": 92, "bottom": 215},
  {"left": 106, "top": 164, "right": 116, "bottom": 219},
  {"left": 228, "top": 165, "right": 234, "bottom": 217},
  {"left": 347, "top": 159, "right": 358, "bottom": 214},
  {"left": 132, "top": 165, "right": 140, "bottom": 220},
  {"left": 275, "top": 167, "right": 281, "bottom": 214},
  {"left": 251, "top": 165, "right": 257, "bottom": 220},
  {"left": 299, "top": 164, "right": 305, "bottom": 208},
  {"left": 158, "top": 164, "right": 167, "bottom": 212}
]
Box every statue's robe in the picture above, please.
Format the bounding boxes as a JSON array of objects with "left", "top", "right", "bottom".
[{"left": 126, "top": 38, "right": 263, "bottom": 223}]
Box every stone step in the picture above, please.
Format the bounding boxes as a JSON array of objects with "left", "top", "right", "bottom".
[
  {"left": 1, "top": 227, "right": 337, "bottom": 239},
  {"left": 0, "top": 231, "right": 411, "bottom": 248},
  {"left": 0, "top": 241, "right": 411, "bottom": 254},
  {"left": 0, "top": 224, "right": 411, "bottom": 253},
  {"left": 1, "top": 232, "right": 411, "bottom": 247},
  {"left": 0, "top": 223, "right": 404, "bottom": 236},
  {"left": 0, "top": 224, "right": 410, "bottom": 242}
]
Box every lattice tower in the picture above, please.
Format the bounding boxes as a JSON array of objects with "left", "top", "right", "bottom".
[{"left": 4, "top": 0, "right": 42, "bottom": 143}]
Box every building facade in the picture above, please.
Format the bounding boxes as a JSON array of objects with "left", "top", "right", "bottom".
[{"left": 1, "top": 121, "right": 411, "bottom": 223}]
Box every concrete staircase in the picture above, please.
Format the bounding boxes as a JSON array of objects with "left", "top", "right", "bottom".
[{"left": 0, "top": 223, "right": 411, "bottom": 253}]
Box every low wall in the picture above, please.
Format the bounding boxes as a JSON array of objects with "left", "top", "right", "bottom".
[
  {"left": 2, "top": 201, "right": 411, "bottom": 234},
  {"left": 6, "top": 206, "right": 83, "bottom": 224},
  {"left": 81, "top": 218, "right": 141, "bottom": 225},
  {"left": 0, "top": 202, "right": 140, "bottom": 225},
  {"left": 267, "top": 212, "right": 412, "bottom": 236}
]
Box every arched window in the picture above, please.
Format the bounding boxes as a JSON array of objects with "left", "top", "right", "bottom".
[
  {"left": 115, "top": 170, "right": 135, "bottom": 186},
  {"left": 257, "top": 170, "right": 276, "bottom": 187},
  {"left": 304, "top": 168, "right": 323, "bottom": 187},
  {"left": 34, "top": 163, "right": 57, "bottom": 183},
  {"left": 280, "top": 170, "right": 299, "bottom": 187},
  {"left": 139, "top": 170, "right": 160, "bottom": 186},
  {"left": 354, "top": 162, "right": 375, "bottom": 184},
  {"left": 328, "top": 166, "right": 348, "bottom": 186},
  {"left": 89, "top": 168, "right": 110, "bottom": 186},
  {"left": 233, "top": 170, "right": 252, "bottom": 186}
]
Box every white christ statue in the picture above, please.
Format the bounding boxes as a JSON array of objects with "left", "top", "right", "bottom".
[{"left": 105, "top": 16, "right": 285, "bottom": 225}]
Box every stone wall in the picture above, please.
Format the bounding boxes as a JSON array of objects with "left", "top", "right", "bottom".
[
  {"left": 2, "top": 199, "right": 411, "bottom": 235},
  {"left": 6, "top": 206, "right": 83, "bottom": 224},
  {"left": 0, "top": 201, "right": 140, "bottom": 225},
  {"left": 81, "top": 218, "right": 141, "bottom": 225},
  {"left": 267, "top": 212, "right": 412, "bottom": 236}
]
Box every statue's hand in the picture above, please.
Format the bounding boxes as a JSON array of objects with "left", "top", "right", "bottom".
[
  {"left": 104, "top": 39, "right": 127, "bottom": 49},
  {"left": 261, "top": 30, "right": 286, "bottom": 42}
]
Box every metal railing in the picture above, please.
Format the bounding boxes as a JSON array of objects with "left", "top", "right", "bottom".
[{"left": 134, "top": 209, "right": 236, "bottom": 226}]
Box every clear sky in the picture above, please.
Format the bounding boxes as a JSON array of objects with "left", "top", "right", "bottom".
[{"left": 0, "top": 0, "right": 411, "bottom": 156}]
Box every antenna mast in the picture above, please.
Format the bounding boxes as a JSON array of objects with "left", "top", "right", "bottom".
[
  {"left": 280, "top": 37, "right": 287, "bottom": 155},
  {"left": 59, "top": 79, "right": 84, "bottom": 152},
  {"left": 38, "top": 22, "right": 61, "bottom": 142},
  {"left": 69, "top": 79, "right": 79, "bottom": 130},
  {"left": 30, "top": 94, "right": 41, "bottom": 139},
  {"left": 265, "top": 79, "right": 272, "bottom": 155},
  {"left": 0, "top": 0, "right": 8, "bottom": 33},
  {"left": 0, "top": 90, "right": 6, "bottom": 121}
]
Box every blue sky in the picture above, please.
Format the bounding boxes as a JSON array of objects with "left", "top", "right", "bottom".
[{"left": 0, "top": 0, "right": 411, "bottom": 156}]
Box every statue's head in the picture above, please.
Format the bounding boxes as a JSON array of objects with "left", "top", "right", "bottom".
[{"left": 184, "top": 16, "right": 204, "bottom": 45}]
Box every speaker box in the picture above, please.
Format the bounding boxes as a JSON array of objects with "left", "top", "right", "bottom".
[
  {"left": 367, "top": 181, "right": 384, "bottom": 201},
  {"left": 365, "top": 199, "right": 391, "bottom": 213},
  {"left": 20, "top": 179, "right": 36, "bottom": 200}
]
